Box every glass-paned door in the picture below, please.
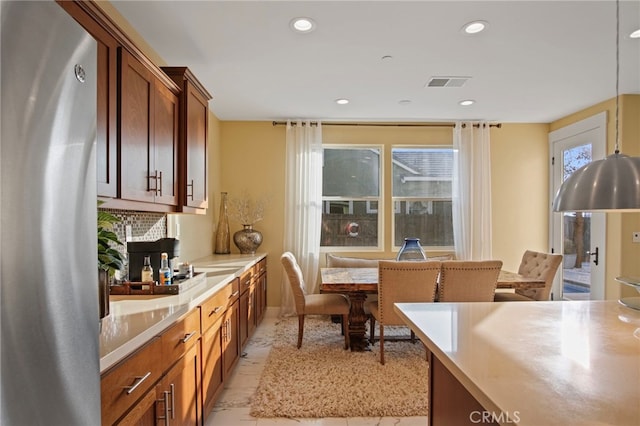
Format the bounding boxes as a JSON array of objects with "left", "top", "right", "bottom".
[{"left": 550, "top": 112, "right": 606, "bottom": 300}]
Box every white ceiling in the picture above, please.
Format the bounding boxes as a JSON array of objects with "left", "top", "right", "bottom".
[{"left": 111, "top": 0, "right": 640, "bottom": 124}]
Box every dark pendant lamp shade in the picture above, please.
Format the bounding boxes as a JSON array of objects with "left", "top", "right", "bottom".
[{"left": 552, "top": 153, "right": 640, "bottom": 212}]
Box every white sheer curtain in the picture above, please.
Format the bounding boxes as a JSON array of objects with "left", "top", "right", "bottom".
[
  {"left": 280, "top": 120, "right": 324, "bottom": 317},
  {"left": 452, "top": 122, "right": 493, "bottom": 260}
]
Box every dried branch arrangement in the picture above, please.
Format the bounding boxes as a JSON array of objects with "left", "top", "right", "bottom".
[{"left": 228, "top": 192, "right": 270, "bottom": 225}]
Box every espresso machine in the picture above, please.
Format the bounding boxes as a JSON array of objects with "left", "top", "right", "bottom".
[{"left": 127, "top": 238, "right": 180, "bottom": 282}]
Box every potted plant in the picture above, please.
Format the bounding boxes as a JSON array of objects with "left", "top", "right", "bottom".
[{"left": 97, "top": 200, "right": 125, "bottom": 319}]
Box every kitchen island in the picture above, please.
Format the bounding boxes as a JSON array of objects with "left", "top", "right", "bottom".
[{"left": 394, "top": 300, "right": 640, "bottom": 426}]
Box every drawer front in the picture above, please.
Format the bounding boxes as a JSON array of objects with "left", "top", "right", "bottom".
[
  {"left": 239, "top": 269, "right": 254, "bottom": 293},
  {"left": 200, "top": 283, "right": 232, "bottom": 332},
  {"left": 230, "top": 277, "right": 240, "bottom": 302},
  {"left": 256, "top": 258, "right": 267, "bottom": 276},
  {"left": 101, "top": 337, "right": 162, "bottom": 426},
  {"left": 161, "top": 308, "right": 200, "bottom": 372}
]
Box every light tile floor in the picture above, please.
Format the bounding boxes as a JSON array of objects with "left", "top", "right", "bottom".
[{"left": 205, "top": 308, "right": 428, "bottom": 426}]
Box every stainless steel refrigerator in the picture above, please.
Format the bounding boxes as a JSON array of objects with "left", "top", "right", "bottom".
[{"left": 1, "top": 1, "right": 100, "bottom": 424}]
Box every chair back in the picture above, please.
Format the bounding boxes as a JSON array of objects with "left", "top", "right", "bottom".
[
  {"left": 377, "top": 260, "right": 442, "bottom": 326},
  {"left": 439, "top": 260, "right": 503, "bottom": 302},
  {"left": 517, "top": 250, "right": 563, "bottom": 300},
  {"left": 325, "top": 253, "right": 381, "bottom": 268},
  {"left": 281, "top": 252, "right": 307, "bottom": 314}
]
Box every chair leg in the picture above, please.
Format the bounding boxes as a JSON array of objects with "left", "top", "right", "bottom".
[
  {"left": 369, "top": 316, "right": 376, "bottom": 344},
  {"left": 297, "top": 314, "right": 304, "bottom": 349},
  {"left": 411, "top": 330, "right": 415, "bottom": 344},
  {"left": 379, "top": 324, "right": 385, "bottom": 365},
  {"left": 342, "top": 314, "right": 350, "bottom": 350}
]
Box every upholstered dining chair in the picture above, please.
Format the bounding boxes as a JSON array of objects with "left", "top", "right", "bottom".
[
  {"left": 494, "top": 250, "right": 563, "bottom": 302},
  {"left": 364, "top": 260, "right": 441, "bottom": 365},
  {"left": 325, "top": 253, "right": 382, "bottom": 268},
  {"left": 438, "top": 260, "right": 503, "bottom": 302},
  {"left": 281, "top": 252, "right": 351, "bottom": 349}
]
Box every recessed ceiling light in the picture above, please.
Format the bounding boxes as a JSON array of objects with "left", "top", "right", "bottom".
[
  {"left": 290, "top": 17, "right": 316, "bottom": 33},
  {"left": 381, "top": 55, "right": 393, "bottom": 61},
  {"left": 335, "top": 98, "right": 349, "bottom": 105},
  {"left": 631, "top": 28, "right": 640, "bottom": 39},
  {"left": 398, "top": 99, "right": 412, "bottom": 105},
  {"left": 462, "top": 20, "right": 488, "bottom": 34},
  {"left": 459, "top": 99, "right": 475, "bottom": 106}
]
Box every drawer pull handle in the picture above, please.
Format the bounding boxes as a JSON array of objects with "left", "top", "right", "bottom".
[
  {"left": 124, "top": 371, "right": 151, "bottom": 395},
  {"left": 186, "top": 179, "right": 194, "bottom": 200},
  {"left": 157, "top": 390, "right": 170, "bottom": 424},
  {"left": 170, "top": 383, "right": 175, "bottom": 419},
  {"left": 230, "top": 291, "right": 240, "bottom": 298},
  {"left": 209, "top": 306, "right": 222, "bottom": 317},
  {"left": 182, "top": 331, "right": 197, "bottom": 343}
]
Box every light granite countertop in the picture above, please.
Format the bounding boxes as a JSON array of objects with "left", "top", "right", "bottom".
[
  {"left": 99, "top": 253, "right": 266, "bottom": 373},
  {"left": 395, "top": 300, "right": 640, "bottom": 426}
]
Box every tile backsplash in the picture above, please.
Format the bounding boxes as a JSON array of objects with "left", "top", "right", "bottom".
[{"left": 100, "top": 209, "right": 167, "bottom": 250}]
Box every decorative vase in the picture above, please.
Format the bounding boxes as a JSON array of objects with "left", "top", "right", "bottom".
[
  {"left": 233, "top": 224, "right": 263, "bottom": 254},
  {"left": 214, "top": 192, "right": 231, "bottom": 254},
  {"left": 396, "top": 238, "right": 426, "bottom": 261}
]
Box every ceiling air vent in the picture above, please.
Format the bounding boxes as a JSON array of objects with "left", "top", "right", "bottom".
[{"left": 426, "top": 76, "right": 470, "bottom": 88}]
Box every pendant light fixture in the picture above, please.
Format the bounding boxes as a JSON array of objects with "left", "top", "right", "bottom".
[{"left": 552, "top": 0, "right": 640, "bottom": 212}]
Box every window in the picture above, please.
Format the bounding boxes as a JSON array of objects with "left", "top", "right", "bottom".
[
  {"left": 321, "top": 147, "right": 381, "bottom": 248},
  {"left": 392, "top": 147, "right": 453, "bottom": 248},
  {"left": 320, "top": 145, "right": 454, "bottom": 250}
]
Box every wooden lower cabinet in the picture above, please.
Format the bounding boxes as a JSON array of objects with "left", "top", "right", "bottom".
[
  {"left": 101, "top": 337, "right": 163, "bottom": 426},
  {"left": 103, "top": 257, "right": 267, "bottom": 425},
  {"left": 201, "top": 291, "right": 240, "bottom": 416},
  {"left": 201, "top": 316, "right": 224, "bottom": 417},
  {"left": 222, "top": 299, "right": 240, "bottom": 377},
  {"left": 157, "top": 342, "right": 201, "bottom": 426}
]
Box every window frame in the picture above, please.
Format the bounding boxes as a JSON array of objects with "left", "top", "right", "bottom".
[
  {"left": 320, "top": 144, "right": 384, "bottom": 252},
  {"left": 391, "top": 145, "right": 454, "bottom": 251}
]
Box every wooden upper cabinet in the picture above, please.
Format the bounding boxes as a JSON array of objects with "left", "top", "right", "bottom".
[
  {"left": 58, "top": 0, "right": 118, "bottom": 198},
  {"left": 120, "top": 49, "right": 179, "bottom": 207},
  {"left": 162, "top": 67, "right": 212, "bottom": 213}
]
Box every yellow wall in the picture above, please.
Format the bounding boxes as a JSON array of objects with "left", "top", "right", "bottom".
[
  {"left": 550, "top": 95, "right": 640, "bottom": 299},
  {"left": 491, "top": 124, "right": 551, "bottom": 270}
]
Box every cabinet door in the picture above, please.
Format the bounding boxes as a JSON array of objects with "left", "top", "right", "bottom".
[
  {"left": 201, "top": 317, "right": 224, "bottom": 417},
  {"left": 185, "top": 84, "right": 208, "bottom": 209},
  {"left": 158, "top": 341, "right": 201, "bottom": 426},
  {"left": 153, "top": 81, "right": 178, "bottom": 206},
  {"left": 120, "top": 48, "right": 154, "bottom": 204},
  {"left": 115, "top": 384, "right": 157, "bottom": 426},
  {"left": 58, "top": 1, "right": 118, "bottom": 198},
  {"left": 239, "top": 290, "right": 249, "bottom": 349},
  {"left": 223, "top": 300, "right": 240, "bottom": 378},
  {"left": 247, "top": 283, "right": 257, "bottom": 338}
]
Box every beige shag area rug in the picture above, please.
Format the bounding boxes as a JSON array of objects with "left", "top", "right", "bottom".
[{"left": 250, "top": 315, "right": 429, "bottom": 418}]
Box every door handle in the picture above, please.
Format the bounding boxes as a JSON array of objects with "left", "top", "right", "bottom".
[{"left": 588, "top": 247, "right": 599, "bottom": 266}]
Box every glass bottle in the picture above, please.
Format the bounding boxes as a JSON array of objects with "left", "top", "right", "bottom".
[
  {"left": 159, "top": 252, "right": 172, "bottom": 285},
  {"left": 396, "top": 238, "right": 427, "bottom": 261},
  {"left": 214, "top": 192, "right": 231, "bottom": 254},
  {"left": 141, "top": 255, "right": 153, "bottom": 282}
]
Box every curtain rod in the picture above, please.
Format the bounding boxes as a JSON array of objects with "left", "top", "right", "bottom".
[{"left": 271, "top": 121, "right": 502, "bottom": 128}]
